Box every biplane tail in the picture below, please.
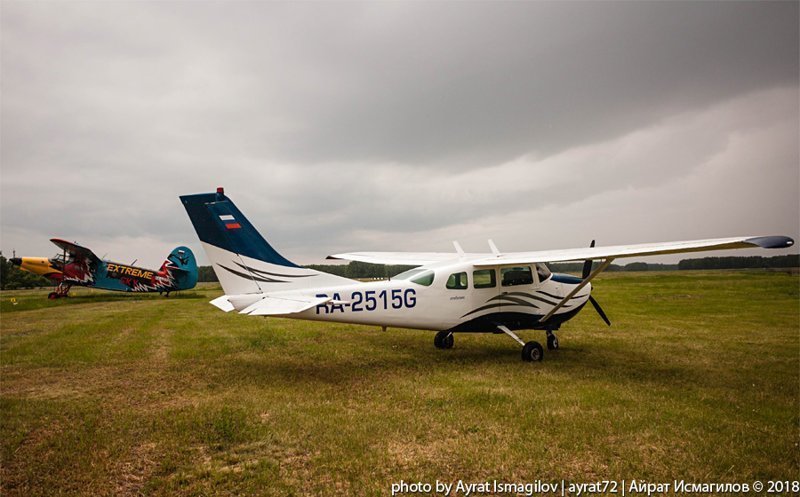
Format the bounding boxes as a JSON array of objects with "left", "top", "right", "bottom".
[
  {"left": 180, "top": 188, "right": 352, "bottom": 296},
  {"left": 161, "top": 246, "right": 198, "bottom": 290}
]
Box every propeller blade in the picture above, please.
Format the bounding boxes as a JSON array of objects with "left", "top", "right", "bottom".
[
  {"left": 589, "top": 296, "right": 611, "bottom": 326},
  {"left": 582, "top": 239, "right": 596, "bottom": 279}
]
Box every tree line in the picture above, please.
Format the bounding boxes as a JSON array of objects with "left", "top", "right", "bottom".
[
  {"left": 0, "top": 255, "right": 51, "bottom": 290},
  {"left": 677, "top": 254, "right": 799, "bottom": 270}
]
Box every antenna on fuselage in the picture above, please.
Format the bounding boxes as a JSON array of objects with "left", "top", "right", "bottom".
[
  {"left": 452, "top": 241, "right": 465, "bottom": 260},
  {"left": 488, "top": 239, "right": 501, "bottom": 256}
]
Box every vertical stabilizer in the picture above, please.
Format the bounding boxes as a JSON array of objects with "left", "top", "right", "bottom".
[
  {"left": 161, "top": 246, "right": 198, "bottom": 290},
  {"left": 180, "top": 188, "right": 352, "bottom": 295}
]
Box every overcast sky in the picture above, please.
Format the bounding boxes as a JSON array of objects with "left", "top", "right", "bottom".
[{"left": 1, "top": 1, "right": 798, "bottom": 267}]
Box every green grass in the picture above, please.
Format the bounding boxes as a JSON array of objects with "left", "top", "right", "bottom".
[{"left": 1, "top": 271, "right": 798, "bottom": 496}]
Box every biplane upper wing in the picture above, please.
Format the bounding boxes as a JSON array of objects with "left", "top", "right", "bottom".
[{"left": 50, "top": 238, "right": 101, "bottom": 263}]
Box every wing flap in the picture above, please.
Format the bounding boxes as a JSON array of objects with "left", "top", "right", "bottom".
[{"left": 473, "top": 236, "right": 794, "bottom": 267}]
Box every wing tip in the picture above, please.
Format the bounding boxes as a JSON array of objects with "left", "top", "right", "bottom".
[{"left": 744, "top": 236, "right": 795, "bottom": 249}]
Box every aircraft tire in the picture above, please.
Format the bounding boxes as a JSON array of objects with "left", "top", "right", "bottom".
[
  {"left": 522, "top": 341, "right": 544, "bottom": 362},
  {"left": 48, "top": 292, "right": 58, "bottom": 300},
  {"left": 434, "top": 331, "right": 453, "bottom": 349},
  {"left": 547, "top": 334, "right": 559, "bottom": 350}
]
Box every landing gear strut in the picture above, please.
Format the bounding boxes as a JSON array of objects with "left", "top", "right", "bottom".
[
  {"left": 434, "top": 331, "right": 454, "bottom": 349},
  {"left": 48, "top": 283, "right": 72, "bottom": 300},
  {"left": 546, "top": 330, "right": 559, "bottom": 350}
]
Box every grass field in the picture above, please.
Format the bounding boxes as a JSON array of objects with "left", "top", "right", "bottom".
[{"left": 1, "top": 271, "right": 798, "bottom": 496}]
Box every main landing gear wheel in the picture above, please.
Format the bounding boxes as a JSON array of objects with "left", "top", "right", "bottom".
[
  {"left": 522, "top": 341, "right": 544, "bottom": 362},
  {"left": 434, "top": 331, "right": 454, "bottom": 349},
  {"left": 546, "top": 331, "right": 559, "bottom": 351},
  {"left": 48, "top": 292, "right": 58, "bottom": 300}
]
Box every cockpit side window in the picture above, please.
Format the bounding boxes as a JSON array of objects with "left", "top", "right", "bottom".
[
  {"left": 446, "top": 272, "right": 468, "bottom": 290},
  {"left": 501, "top": 266, "right": 534, "bottom": 287}
]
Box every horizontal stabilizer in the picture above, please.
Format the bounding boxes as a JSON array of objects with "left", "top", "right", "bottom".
[
  {"left": 239, "top": 295, "right": 331, "bottom": 316},
  {"left": 210, "top": 295, "right": 235, "bottom": 312}
]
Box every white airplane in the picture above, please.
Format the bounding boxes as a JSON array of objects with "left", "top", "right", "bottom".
[{"left": 180, "top": 188, "right": 794, "bottom": 362}]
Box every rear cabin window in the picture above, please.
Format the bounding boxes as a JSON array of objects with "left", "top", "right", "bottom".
[
  {"left": 446, "top": 272, "right": 468, "bottom": 290},
  {"left": 473, "top": 269, "right": 496, "bottom": 289},
  {"left": 501, "top": 266, "right": 534, "bottom": 287}
]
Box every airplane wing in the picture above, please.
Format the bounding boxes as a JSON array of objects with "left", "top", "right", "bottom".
[
  {"left": 238, "top": 295, "right": 332, "bottom": 316},
  {"left": 50, "top": 238, "right": 101, "bottom": 263},
  {"left": 328, "top": 236, "right": 793, "bottom": 267},
  {"left": 472, "top": 235, "right": 794, "bottom": 267},
  {"left": 326, "top": 251, "right": 466, "bottom": 265}
]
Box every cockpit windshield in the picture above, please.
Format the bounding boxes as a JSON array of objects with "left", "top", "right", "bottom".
[{"left": 392, "top": 268, "right": 435, "bottom": 286}]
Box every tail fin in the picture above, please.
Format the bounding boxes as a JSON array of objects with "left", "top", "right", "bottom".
[
  {"left": 180, "top": 188, "right": 352, "bottom": 295},
  {"left": 161, "top": 246, "right": 198, "bottom": 290}
]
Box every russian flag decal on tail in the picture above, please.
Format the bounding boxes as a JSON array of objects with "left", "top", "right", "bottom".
[{"left": 219, "top": 214, "right": 240, "bottom": 230}]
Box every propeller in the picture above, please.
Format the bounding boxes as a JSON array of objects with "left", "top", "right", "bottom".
[
  {"left": 589, "top": 296, "right": 611, "bottom": 326},
  {"left": 582, "top": 239, "right": 611, "bottom": 326}
]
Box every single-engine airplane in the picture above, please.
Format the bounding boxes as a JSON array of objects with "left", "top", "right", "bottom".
[
  {"left": 11, "top": 239, "right": 198, "bottom": 299},
  {"left": 181, "top": 188, "right": 794, "bottom": 361}
]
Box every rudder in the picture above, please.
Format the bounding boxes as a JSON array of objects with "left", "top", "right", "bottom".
[
  {"left": 180, "top": 188, "right": 351, "bottom": 295},
  {"left": 161, "top": 246, "right": 198, "bottom": 290}
]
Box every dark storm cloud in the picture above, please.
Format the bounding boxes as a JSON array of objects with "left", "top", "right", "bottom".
[{"left": 1, "top": 1, "right": 797, "bottom": 264}]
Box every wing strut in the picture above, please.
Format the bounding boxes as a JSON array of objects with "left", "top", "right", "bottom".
[{"left": 539, "top": 258, "right": 615, "bottom": 324}]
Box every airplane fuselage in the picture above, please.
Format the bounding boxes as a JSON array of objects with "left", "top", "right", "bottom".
[
  {"left": 11, "top": 245, "right": 197, "bottom": 297},
  {"left": 228, "top": 259, "right": 590, "bottom": 333}
]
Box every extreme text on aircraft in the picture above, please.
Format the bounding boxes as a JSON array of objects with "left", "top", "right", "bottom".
[
  {"left": 181, "top": 188, "right": 793, "bottom": 362},
  {"left": 11, "top": 239, "right": 198, "bottom": 299}
]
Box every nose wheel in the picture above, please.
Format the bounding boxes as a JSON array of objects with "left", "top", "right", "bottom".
[
  {"left": 546, "top": 330, "right": 559, "bottom": 350},
  {"left": 434, "top": 331, "right": 454, "bottom": 349}
]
